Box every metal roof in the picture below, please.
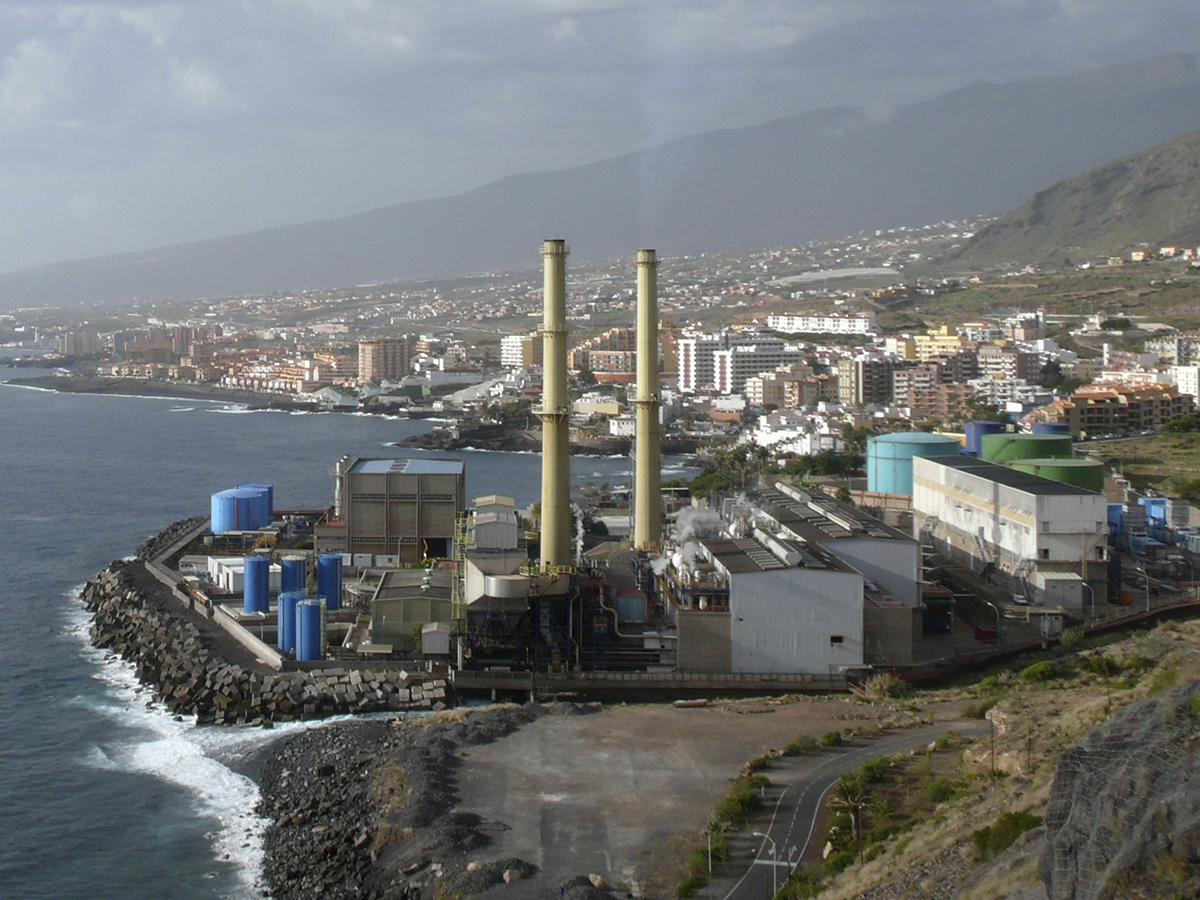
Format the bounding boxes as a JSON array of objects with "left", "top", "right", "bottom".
[
  {"left": 919, "top": 455, "right": 1098, "bottom": 496},
  {"left": 701, "top": 535, "right": 848, "bottom": 574},
  {"left": 350, "top": 458, "right": 465, "bottom": 475},
  {"left": 752, "top": 484, "right": 914, "bottom": 545}
]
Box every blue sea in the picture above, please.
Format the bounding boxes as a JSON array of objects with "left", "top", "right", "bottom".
[{"left": 0, "top": 363, "right": 696, "bottom": 899}]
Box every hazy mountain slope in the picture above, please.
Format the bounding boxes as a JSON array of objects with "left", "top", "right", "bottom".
[
  {"left": 945, "top": 126, "right": 1200, "bottom": 267},
  {"left": 5, "top": 53, "right": 1200, "bottom": 306}
]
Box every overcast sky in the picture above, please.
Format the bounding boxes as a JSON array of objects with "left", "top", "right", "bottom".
[{"left": 2, "top": 0, "right": 1199, "bottom": 274}]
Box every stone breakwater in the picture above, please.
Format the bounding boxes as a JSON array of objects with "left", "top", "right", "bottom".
[{"left": 83, "top": 558, "right": 450, "bottom": 726}]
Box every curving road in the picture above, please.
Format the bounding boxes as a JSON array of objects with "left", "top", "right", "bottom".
[{"left": 718, "top": 722, "right": 989, "bottom": 900}]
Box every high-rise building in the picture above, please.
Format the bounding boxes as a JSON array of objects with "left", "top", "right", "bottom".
[{"left": 358, "top": 337, "right": 409, "bottom": 383}]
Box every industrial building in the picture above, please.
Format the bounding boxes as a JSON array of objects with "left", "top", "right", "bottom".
[
  {"left": 315, "top": 456, "right": 466, "bottom": 564},
  {"left": 912, "top": 455, "right": 1109, "bottom": 610},
  {"left": 655, "top": 481, "right": 924, "bottom": 674}
]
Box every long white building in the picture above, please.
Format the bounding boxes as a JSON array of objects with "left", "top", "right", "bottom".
[
  {"left": 767, "top": 312, "right": 876, "bottom": 335},
  {"left": 912, "top": 455, "right": 1108, "bottom": 609}
]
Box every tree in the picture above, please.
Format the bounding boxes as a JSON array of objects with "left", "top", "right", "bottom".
[{"left": 828, "top": 775, "right": 873, "bottom": 865}]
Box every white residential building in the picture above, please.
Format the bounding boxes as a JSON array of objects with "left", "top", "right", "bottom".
[{"left": 767, "top": 312, "right": 877, "bottom": 335}]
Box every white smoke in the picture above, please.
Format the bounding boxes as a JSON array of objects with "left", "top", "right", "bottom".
[
  {"left": 572, "top": 501, "right": 585, "bottom": 565},
  {"left": 672, "top": 507, "right": 724, "bottom": 545}
]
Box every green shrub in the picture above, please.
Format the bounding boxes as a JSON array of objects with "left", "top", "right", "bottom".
[
  {"left": 783, "top": 735, "right": 818, "bottom": 756},
  {"left": 823, "top": 846, "right": 858, "bottom": 873},
  {"left": 1019, "top": 661, "right": 1061, "bottom": 683},
  {"left": 927, "top": 777, "right": 958, "bottom": 803},
  {"left": 978, "top": 675, "right": 1000, "bottom": 690},
  {"left": 972, "top": 811, "right": 1043, "bottom": 860},
  {"left": 745, "top": 755, "right": 772, "bottom": 773},
  {"left": 1150, "top": 666, "right": 1180, "bottom": 695},
  {"left": 1060, "top": 627, "right": 1084, "bottom": 649},
  {"left": 819, "top": 731, "right": 844, "bottom": 747},
  {"left": 1088, "top": 655, "right": 1119, "bottom": 676},
  {"left": 1124, "top": 653, "right": 1150, "bottom": 672},
  {"left": 713, "top": 774, "right": 769, "bottom": 826},
  {"left": 677, "top": 873, "right": 706, "bottom": 898},
  {"left": 961, "top": 700, "right": 995, "bottom": 719},
  {"left": 861, "top": 756, "right": 891, "bottom": 782}
]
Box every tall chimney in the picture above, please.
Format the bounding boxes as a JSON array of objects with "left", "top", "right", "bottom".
[
  {"left": 537, "top": 239, "right": 572, "bottom": 569},
  {"left": 632, "top": 249, "right": 662, "bottom": 551}
]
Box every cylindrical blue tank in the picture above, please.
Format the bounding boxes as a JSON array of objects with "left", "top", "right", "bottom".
[
  {"left": 296, "top": 599, "right": 326, "bottom": 662},
  {"left": 243, "top": 555, "right": 270, "bottom": 614},
  {"left": 867, "top": 432, "right": 963, "bottom": 495},
  {"left": 963, "top": 421, "right": 1005, "bottom": 456},
  {"left": 280, "top": 555, "right": 307, "bottom": 594},
  {"left": 316, "top": 554, "right": 343, "bottom": 611},
  {"left": 1032, "top": 422, "right": 1072, "bottom": 435},
  {"left": 211, "top": 488, "right": 262, "bottom": 534},
  {"left": 237, "top": 483, "right": 274, "bottom": 524},
  {"left": 277, "top": 591, "right": 303, "bottom": 653}
]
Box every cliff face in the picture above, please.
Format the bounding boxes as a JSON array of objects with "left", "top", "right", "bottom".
[{"left": 1040, "top": 680, "right": 1200, "bottom": 900}]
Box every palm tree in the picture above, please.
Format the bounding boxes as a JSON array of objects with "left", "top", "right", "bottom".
[{"left": 828, "top": 774, "right": 872, "bottom": 864}]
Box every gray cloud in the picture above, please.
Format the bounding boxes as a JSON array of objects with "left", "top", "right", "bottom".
[{"left": 1, "top": 0, "right": 1199, "bottom": 272}]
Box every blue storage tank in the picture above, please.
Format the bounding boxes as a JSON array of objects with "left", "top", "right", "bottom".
[
  {"left": 1032, "top": 422, "right": 1072, "bottom": 435},
  {"left": 867, "top": 432, "right": 963, "bottom": 495},
  {"left": 243, "top": 555, "right": 270, "bottom": 614},
  {"left": 316, "top": 554, "right": 343, "bottom": 611},
  {"left": 211, "top": 488, "right": 262, "bottom": 534},
  {"left": 277, "top": 591, "right": 303, "bottom": 653},
  {"left": 963, "top": 421, "right": 1005, "bottom": 456},
  {"left": 237, "top": 483, "right": 274, "bottom": 522},
  {"left": 296, "top": 599, "right": 326, "bottom": 662},
  {"left": 280, "top": 555, "right": 307, "bottom": 594}
]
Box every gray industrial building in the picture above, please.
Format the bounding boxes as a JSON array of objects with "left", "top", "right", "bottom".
[
  {"left": 662, "top": 481, "right": 923, "bottom": 675},
  {"left": 315, "top": 456, "right": 466, "bottom": 565}
]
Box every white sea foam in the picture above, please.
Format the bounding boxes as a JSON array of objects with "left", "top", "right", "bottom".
[
  {"left": 169, "top": 407, "right": 195, "bottom": 413},
  {"left": 61, "top": 592, "right": 295, "bottom": 899}
]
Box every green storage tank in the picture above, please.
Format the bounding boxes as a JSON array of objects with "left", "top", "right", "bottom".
[
  {"left": 1006, "top": 458, "right": 1104, "bottom": 493},
  {"left": 980, "top": 433, "right": 1073, "bottom": 462}
]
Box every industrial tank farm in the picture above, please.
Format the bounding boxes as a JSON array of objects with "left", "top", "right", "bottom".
[
  {"left": 867, "top": 432, "right": 961, "bottom": 495},
  {"left": 979, "top": 432, "right": 1074, "bottom": 463}
]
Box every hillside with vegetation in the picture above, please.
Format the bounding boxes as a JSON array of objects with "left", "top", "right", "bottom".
[{"left": 944, "top": 127, "right": 1200, "bottom": 269}]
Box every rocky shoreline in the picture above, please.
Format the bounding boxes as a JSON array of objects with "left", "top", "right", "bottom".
[
  {"left": 83, "top": 558, "right": 450, "bottom": 724},
  {"left": 79, "top": 519, "right": 619, "bottom": 898},
  {"left": 256, "top": 703, "right": 617, "bottom": 900}
]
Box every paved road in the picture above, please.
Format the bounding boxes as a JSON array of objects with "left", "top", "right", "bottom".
[{"left": 716, "top": 722, "right": 990, "bottom": 900}]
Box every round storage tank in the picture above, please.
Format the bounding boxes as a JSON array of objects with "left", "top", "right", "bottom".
[
  {"left": 963, "top": 422, "right": 1006, "bottom": 456},
  {"left": 211, "top": 489, "right": 261, "bottom": 534},
  {"left": 485, "top": 574, "right": 531, "bottom": 598},
  {"left": 243, "top": 554, "right": 270, "bottom": 614},
  {"left": 867, "top": 433, "right": 963, "bottom": 495},
  {"left": 237, "top": 483, "right": 274, "bottom": 523},
  {"left": 1032, "top": 422, "right": 1072, "bottom": 436},
  {"left": 278, "top": 591, "right": 303, "bottom": 653},
  {"left": 1007, "top": 458, "right": 1104, "bottom": 493},
  {"left": 296, "top": 599, "right": 326, "bottom": 662},
  {"left": 980, "top": 433, "right": 1073, "bottom": 462},
  {"left": 280, "top": 555, "right": 307, "bottom": 594},
  {"left": 316, "top": 554, "right": 343, "bottom": 611}
]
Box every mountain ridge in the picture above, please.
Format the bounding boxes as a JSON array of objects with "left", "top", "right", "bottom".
[
  {"left": 7, "top": 52, "right": 1200, "bottom": 306},
  {"left": 944, "top": 126, "right": 1200, "bottom": 267}
]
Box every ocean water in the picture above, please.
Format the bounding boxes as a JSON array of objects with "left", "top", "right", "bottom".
[{"left": 0, "top": 366, "right": 690, "bottom": 899}]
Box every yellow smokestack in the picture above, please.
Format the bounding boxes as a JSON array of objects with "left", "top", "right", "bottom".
[
  {"left": 633, "top": 249, "right": 662, "bottom": 551},
  {"left": 537, "top": 239, "right": 571, "bottom": 569}
]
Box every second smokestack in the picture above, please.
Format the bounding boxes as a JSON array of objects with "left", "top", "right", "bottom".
[
  {"left": 633, "top": 249, "right": 662, "bottom": 551},
  {"left": 537, "top": 239, "right": 571, "bottom": 569}
]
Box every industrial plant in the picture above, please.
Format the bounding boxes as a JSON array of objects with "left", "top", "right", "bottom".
[{"left": 159, "top": 240, "right": 1200, "bottom": 700}]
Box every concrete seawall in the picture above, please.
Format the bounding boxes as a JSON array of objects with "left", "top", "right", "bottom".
[{"left": 83, "top": 549, "right": 449, "bottom": 726}]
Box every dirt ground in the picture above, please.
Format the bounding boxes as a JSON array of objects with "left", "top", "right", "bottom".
[{"left": 453, "top": 695, "right": 934, "bottom": 897}]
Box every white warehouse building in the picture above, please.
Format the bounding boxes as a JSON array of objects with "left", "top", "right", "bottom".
[{"left": 911, "top": 455, "right": 1109, "bottom": 610}]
